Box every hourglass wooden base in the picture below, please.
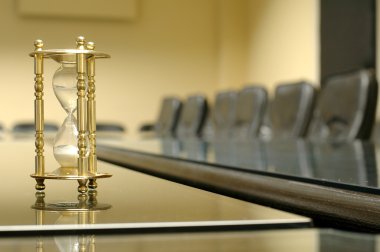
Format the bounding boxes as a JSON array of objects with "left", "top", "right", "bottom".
[{"left": 29, "top": 36, "right": 112, "bottom": 194}]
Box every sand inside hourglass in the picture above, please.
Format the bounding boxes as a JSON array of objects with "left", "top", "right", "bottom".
[
  {"left": 53, "top": 84, "right": 77, "bottom": 114},
  {"left": 53, "top": 114, "right": 79, "bottom": 168},
  {"left": 54, "top": 145, "right": 78, "bottom": 168}
]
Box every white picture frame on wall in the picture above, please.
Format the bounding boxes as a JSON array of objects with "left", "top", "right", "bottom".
[{"left": 18, "top": 0, "right": 138, "bottom": 21}]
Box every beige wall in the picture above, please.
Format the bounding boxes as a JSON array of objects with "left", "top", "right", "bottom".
[
  {"left": 246, "top": 0, "right": 319, "bottom": 94},
  {"left": 217, "top": 0, "right": 250, "bottom": 89},
  {"left": 0, "top": 0, "right": 219, "bottom": 135},
  {"left": 215, "top": 0, "right": 318, "bottom": 94},
  {"left": 0, "top": 0, "right": 319, "bottom": 134}
]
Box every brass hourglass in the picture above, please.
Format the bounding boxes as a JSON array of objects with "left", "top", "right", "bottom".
[{"left": 30, "top": 36, "right": 112, "bottom": 193}]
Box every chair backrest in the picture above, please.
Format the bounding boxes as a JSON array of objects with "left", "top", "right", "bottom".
[
  {"left": 12, "top": 122, "right": 58, "bottom": 139},
  {"left": 270, "top": 81, "right": 316, "bottom": 139},
  {"left": 97, "top": 123, "right": 125, "bottom": 133},
  {"left": 12, "top": 122, "right": 58, "bottom": 133},
  {"left": 212, "top": 91, "right": 237, "bottom": 139},
  {"left": 155, "top": 97, "right": 182, "bottom": 137},
  {"left": 176, "top": 95, "right": 208, "bottom": 139},
  {"left": 96, "top": 122, "right": 126, "bottom": 139},
  {"left": 308, "top": 69, "right": 377, "bottom": 142},
  {"left": 233, "top": 86, "right": 267, "bottom": 139}
]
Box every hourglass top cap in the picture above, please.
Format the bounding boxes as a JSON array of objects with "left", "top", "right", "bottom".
[
  {"left": 77, "top": 36, "right": 85, "bottom": 42},
  {"left": 29, "top": 37, "right": 110, "bottom": 60},
  {"left": 34, "top": 40, "right": 43, "bottom": 50},
  {"left": 76, "top": 36, "right": 86, "bottom": 49},
  {"left": 86, "top": 42, "right": 95, "bottom": 50}
]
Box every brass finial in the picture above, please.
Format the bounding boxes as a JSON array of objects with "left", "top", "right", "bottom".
[
  {"left": 86, "top": 41, "right": 95, "bottom": 50},
  {"left": 34, "top": 39, "right": 43, "bottom": 51},
  {"left": 76, "top": 36, "right": 86, "bottom": 49}
]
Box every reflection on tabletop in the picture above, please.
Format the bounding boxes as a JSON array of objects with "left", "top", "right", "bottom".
[
  {"left": 32, "top": 190, "right": 110, "bottom": 252},
  {"left": 98, "top": 137, "right": 380, "bottom": 190},
  {"left": 0, "top": 228, "right": 377, "bottom": 251},
  {"left": 32, "top": 190, "right": 111, "bottom": 224},
  {"left": 167, "top": 138, "right": 379, "bottom": 189},
  {"left": 0, "top": 139, "right": 307, "bottom": 227}
]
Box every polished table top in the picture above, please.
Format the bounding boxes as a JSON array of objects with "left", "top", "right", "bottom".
[
  {"left": 99, "top": 137, "right": 380, "bottom": 193},
  {"left": 0, "top": 137, "right": 377, "bottom": 249},
  {"left": 0, "top": 139, "right": 309, "bottom": 234},
  {"left": 97, "top": 137, "right": 380, "bottom": 231},
  {"left": 0, "top": 228, "right": 377, "bottom": 251}
]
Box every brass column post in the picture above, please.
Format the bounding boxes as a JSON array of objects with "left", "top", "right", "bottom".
[
  {"left": 86, "top": 42, "right": 98, "bottom": 189},
  {"left": 34, "top": 40, "right": 45, "bottom": 190},
  {"left": 76, "top": 36, "right": 88, "bottom": 193}
]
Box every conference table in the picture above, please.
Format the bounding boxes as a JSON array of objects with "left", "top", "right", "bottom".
[
  {"left": 98, "top": 137, "right": 380, "bottom": 231},
  {"left": 0, "top": 136, "right": 378, "bottom": 250}
]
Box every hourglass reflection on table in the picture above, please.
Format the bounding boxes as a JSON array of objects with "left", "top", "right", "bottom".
[
  {"left": 32, "top": 191, "right": 111, "bottom": 251},
  {"left": 30, "top": 36, "right": 112, "bottom": 193}
]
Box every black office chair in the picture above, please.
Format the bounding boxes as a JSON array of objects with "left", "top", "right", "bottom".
[
  {"left": 258, "top": 99, "right": 273, "bottom": 141},
  {"left": 308, "top": 69, "right": 378, "bottom": 142},
  {"left": 200, "top": 110, "right": 214, "bottom": 141},
  {"left": 96, "top": 122, "right": 126, "bottom": 139},
  {"left": 154, "top": 97, "right": 182, "bottom": 137},
  {"left": 176, "top": 95, "right": 208, "bottom": 139},
  {"left": 97, "top": 123, "right": 125, "bottom": 132},
  {"left": 12, "top": 122, "right": 58, "bottom": 139},
  {"left": 0, "top": 124, "right": 6, "bottom": 139},
  {"left": 212, "top": 90, "right": 237, "bottom": 139},
  {"left": 139, "top": 97, "right": 182, "bottom": 138},
  {"left": 232, "top": 86, "right": 267, "bottom": 139},
  {"left": 270, "top": 81, "right": 316, "bottom": 139}
]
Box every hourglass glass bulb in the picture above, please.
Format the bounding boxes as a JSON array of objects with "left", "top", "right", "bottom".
[
  {"left": 52, "top": 62, "right": 81, "bottom": 168},
  {"left": 53, "top": 63, "right": 78, "bottom": 114},
  {"left": 54, "top": 114, "right": 79, "bottom": 168}
]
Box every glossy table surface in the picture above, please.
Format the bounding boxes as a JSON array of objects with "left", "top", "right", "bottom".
[
  {"left": 0, "top": 228, "right": 377, "bottom": 252},
  {"left": 0, "top": 139, "right": 309, "bottom": 234},
  {"left": 97, "top": 137, "right": 380, "bottom": 231},
  {"left": 98, "top": 137, "right": 380, "bottom": 193}
]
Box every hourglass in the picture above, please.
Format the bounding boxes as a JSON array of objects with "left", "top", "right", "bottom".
[{"left": 30, "top": 36, "right": 112, "bottom": 193}]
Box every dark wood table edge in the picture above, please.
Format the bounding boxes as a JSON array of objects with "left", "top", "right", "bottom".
[
  {"left": 98, "top": 145, "right": 380, "bottom": 233},
  {"left": 0, "top": 222, "right": 311, "bottom": 237}
]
